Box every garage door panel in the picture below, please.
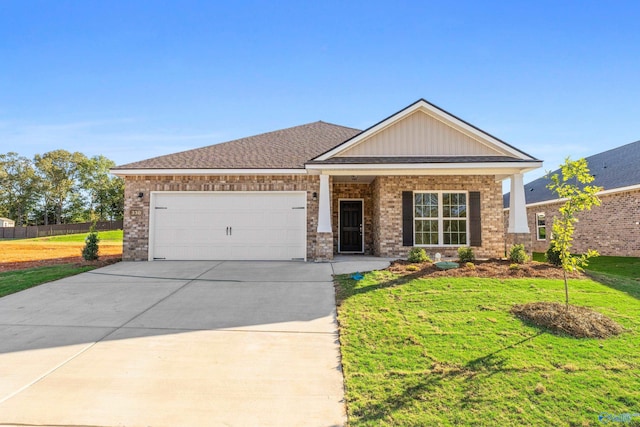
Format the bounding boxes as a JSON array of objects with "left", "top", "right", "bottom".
[{"left": 150, "top": 192, "right": 306, "bottom": 261}]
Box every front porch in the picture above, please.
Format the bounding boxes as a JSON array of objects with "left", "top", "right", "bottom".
[{"left": 314, "top": 174, "right": 530, "bottom": 261}]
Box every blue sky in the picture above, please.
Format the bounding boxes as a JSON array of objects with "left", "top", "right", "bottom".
[{"left": 1, "top": 0, "right": 639, "bottom": 188}]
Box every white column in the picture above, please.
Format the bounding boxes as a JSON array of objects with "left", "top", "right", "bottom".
[
  {"left": 317, "top": 174, "right": 332, "bottom": 233},
  {"left": 508, "top": 173, "right": 530, "bottom": 233}
]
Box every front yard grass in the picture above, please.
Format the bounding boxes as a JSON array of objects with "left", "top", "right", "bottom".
[
  {"left": 335, "top": 270, "right": 640, "bottom": 426},
  {"left": 0, "top": 264, "right": 96, "bottom": 298}
]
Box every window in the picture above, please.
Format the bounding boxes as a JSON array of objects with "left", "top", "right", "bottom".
[
  {"left": 414, "top": 192, "right": 467, "bottom": 246},
  {"left": 536, "top": 213, "right": 546, "bottom": 241}
]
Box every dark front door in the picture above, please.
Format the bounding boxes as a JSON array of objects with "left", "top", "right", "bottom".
[{"left": 339, "top": 200, "right": 363, "bottom": 252}]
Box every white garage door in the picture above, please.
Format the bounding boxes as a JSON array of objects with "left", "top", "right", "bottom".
[{"left": 150, "top": 192, "right": 307, "bottom": 261}]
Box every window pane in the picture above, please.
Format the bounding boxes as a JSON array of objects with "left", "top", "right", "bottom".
[
  {"left": 443, "top": 219, "right": 467, "bottom": 245},
  {"left": 443, "top": 192, "right": 467, "bottom": 218}
]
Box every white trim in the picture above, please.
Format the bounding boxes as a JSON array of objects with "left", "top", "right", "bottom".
[
  {"left": 338, "top": 199, "right": 365, "bottom": 254},
  {"left": 111, "top": 168, "right": 307, "bottom": 177},
  {"left": 305, "top": 161, "right": 542, "bottom": 176},
  {"left": 412, "top": 190, "right": 470, "bottom": 247},
  {"left": 314, "top": 100, "right": 536, "bottom": 161},
  {"left": 317, "top": 175, "right": 332, "bottom": 233},
  {"left": 148, "top": 190, "right": 308, "bottom": 262},
  {"left": 503, "top": 183, "right": 640, "bottom": 211},
  {"left": 535, "top": 212, "right": 546, "bottom": 241}
]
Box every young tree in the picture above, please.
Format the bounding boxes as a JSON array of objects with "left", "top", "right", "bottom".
[
  {"left": 0, "top": 152, "right": 40, "bottom": 226},
  {"left": 547, "top": 158, "right": 602, "bottom": 308}
]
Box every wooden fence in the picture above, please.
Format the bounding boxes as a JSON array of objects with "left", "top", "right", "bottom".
[{"left": 0, "top": 220, "right": 123, "bottom": 239}]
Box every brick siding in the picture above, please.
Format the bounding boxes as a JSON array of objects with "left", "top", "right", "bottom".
[
  {"left": 123, "top": 173, "right": 508, "bottom": 261},
  {"left": 370, "top": 175, "right": 505, "bottom": 259},
  {"left": 122, "top": 175, "right": 321, "bottom": 261},
  {"left": 504, "top": 187, "right": 640, "bottom": 257}
]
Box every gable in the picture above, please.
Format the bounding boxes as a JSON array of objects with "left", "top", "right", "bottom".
[
  {"left": 314, "top": 99, "right": 537, "bottom": 162},
  {"left": 336, "top": 110, "right": 512, "bottom": 157}
]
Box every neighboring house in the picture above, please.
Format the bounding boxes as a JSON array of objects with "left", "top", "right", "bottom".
[
  {"left": 111, "top": 99, "right": 541, "bottom": 262},
  {"left": 0, "top": 217, "right": 15, "bottom": 227},
  {"left": 504, "top": 140, "right": 640, "bottom": 257}
]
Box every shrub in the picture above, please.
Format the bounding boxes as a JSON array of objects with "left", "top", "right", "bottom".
[
  {"left": 465, "top": 262, "right": 475, "bottom": 270},
  {"left": 508, "top": 244, "right": 529, "bottom": 264},
  {"left": 509, "top": 263, "right": 520, "bottom": 271},
  {"left": 405, "top": 264, "right": 420, "bottom": 272},
  {"left": 82, "top": 229, "right": 100, "bottom": 261},
  {"left": 457, "top": 246, "right": 475, "bottom": 263},
  {"left": 408, "top": 247, "right": 431, "bottom": 263},
  {"left": 545, "top": 244, "right": 562, "bottom": 267}
]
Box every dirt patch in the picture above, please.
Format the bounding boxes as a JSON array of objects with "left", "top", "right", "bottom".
[
  {"left": 0, "top": 255, "right": 122, "bottom": 272},
  {"left": 511, "top": 301, "right": 624, "bottom": 339},
  {"left": 387, "top": 259, "right": 582, "bottom": 280}
]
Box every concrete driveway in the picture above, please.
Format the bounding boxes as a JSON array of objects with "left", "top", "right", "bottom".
[{"left": 0, "top": 259, "right": 388, "bottom": 426}]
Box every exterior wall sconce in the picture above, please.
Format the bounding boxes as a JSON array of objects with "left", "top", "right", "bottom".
[
  {"left": 137, "top": 192, "right": 144, "bottom": 199},
  {"left": 312, "top": 192, "right": 318, "bottom": 201}
]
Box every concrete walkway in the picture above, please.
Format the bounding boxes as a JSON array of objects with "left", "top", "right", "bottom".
[{"left": 0, "top": 258, "right": 389, "bottom": 427}]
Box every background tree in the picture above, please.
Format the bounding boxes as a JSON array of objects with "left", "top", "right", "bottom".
[
  {"left": 78, "top": 155, "right": 124, "bottom": 221},
  {"left": 0, "top": 152, "right": 40, "bottom": 225},
  {"left": 34, "top": 150, "right": 88, "bottom": 224},
  {"left": 546, "top": 158, "right": 602, "bottom": 308}
]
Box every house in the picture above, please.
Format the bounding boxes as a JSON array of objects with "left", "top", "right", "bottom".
[
  {"left": 111, "top": 99, "right": 541, "bottom": 262},
  {"left": 503, "top": 139, "right": 640, "bottom": 257},
  {"left": 0, "top": 217, "right": 15, "bottom": 227}
]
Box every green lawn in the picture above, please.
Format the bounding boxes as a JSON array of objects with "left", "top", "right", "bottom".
[
  {"left": 37, "top": 229, "right": 123, "bottom": 243},
  {"left": 336, "top": 268, "right": 640, "bottom": 426},
  {"left": 0, "top": 265, "right": 96, "bottom": 298},
  {"left": 533, "top": 253, "right": 640, "bottom": 280}
]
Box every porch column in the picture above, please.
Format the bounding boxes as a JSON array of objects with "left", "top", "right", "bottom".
[
  {"left": 317, "top": 174, "right": 332, "bottom": 233},
  {"left": 507, "top": 173, "right": 532, "bottom": 255},
  {"left": 508, "top": 173, "right": 529, "bottom": 233},
  {"left": 315, "top": 174, "right": 334, "bottom": 260}
]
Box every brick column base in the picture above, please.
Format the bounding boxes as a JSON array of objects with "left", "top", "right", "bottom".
[
  {"left": 315, "top": 232, "right": 334, "bottom": 261},
  {"left": 506, "top": 232, "right": 533, "bottom": 258}
]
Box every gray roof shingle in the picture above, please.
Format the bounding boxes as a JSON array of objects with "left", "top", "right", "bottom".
[
  {"left": 113, "top": 121, "right": 362, "bottom": 170},
  {"left": 504, "top": 139, "right": 640, "bottom": 207}
]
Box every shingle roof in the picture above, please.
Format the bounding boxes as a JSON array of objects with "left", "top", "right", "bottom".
[
  {"left": 504, "top": 139, "right": 640, "bottom": 207},
  {"left": 113, "top": 121, "right": 362, "bottom": 170}
]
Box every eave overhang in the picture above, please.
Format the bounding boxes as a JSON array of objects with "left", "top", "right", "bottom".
[
  {"left": 305, "top": 161, "right": 542, "bottom": 179},
  {"left": 110, "top": 168, "right": 307, "bottom": 177}
]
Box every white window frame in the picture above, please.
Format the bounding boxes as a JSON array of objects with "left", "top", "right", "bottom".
[
  {"left": 536, "top": 212, "right": 546, "bottom": 241},
  {"left": 413, "top": 191, "right": 469, "bottom": 247}
]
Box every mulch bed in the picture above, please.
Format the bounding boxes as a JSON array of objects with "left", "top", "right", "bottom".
[
  {"left": 511, "top": 302, "right": 624, "bottom": 339},
  {"left": 387, "top": 259, "right": 582, "bottom": 280},
  {"left": 0, "top": 255, "right": 122, "bottom": 273}
]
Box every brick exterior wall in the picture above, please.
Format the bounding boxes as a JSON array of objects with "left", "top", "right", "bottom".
[
  {"left": 122, "top": 175, "right": 322, "bottom": 261},
  {"left": 505, "top": 187, "right": 640, "bottom": 257},
  {"left": 370, "top": 175, "right": 505, "bottom": 259},
  {"left": 123, "top": 173, "right": 509, "bottom": 261},
  {"left": 332, "top": 183, "right": 373, "bottom": 255}
]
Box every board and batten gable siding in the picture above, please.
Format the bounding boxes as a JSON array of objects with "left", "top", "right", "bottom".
[
  {"left": 371, "top": 175, "right": 503, "bottom": 259},
  {"left": 335, "top": 111, "right": 511, "bottom": 157}
]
